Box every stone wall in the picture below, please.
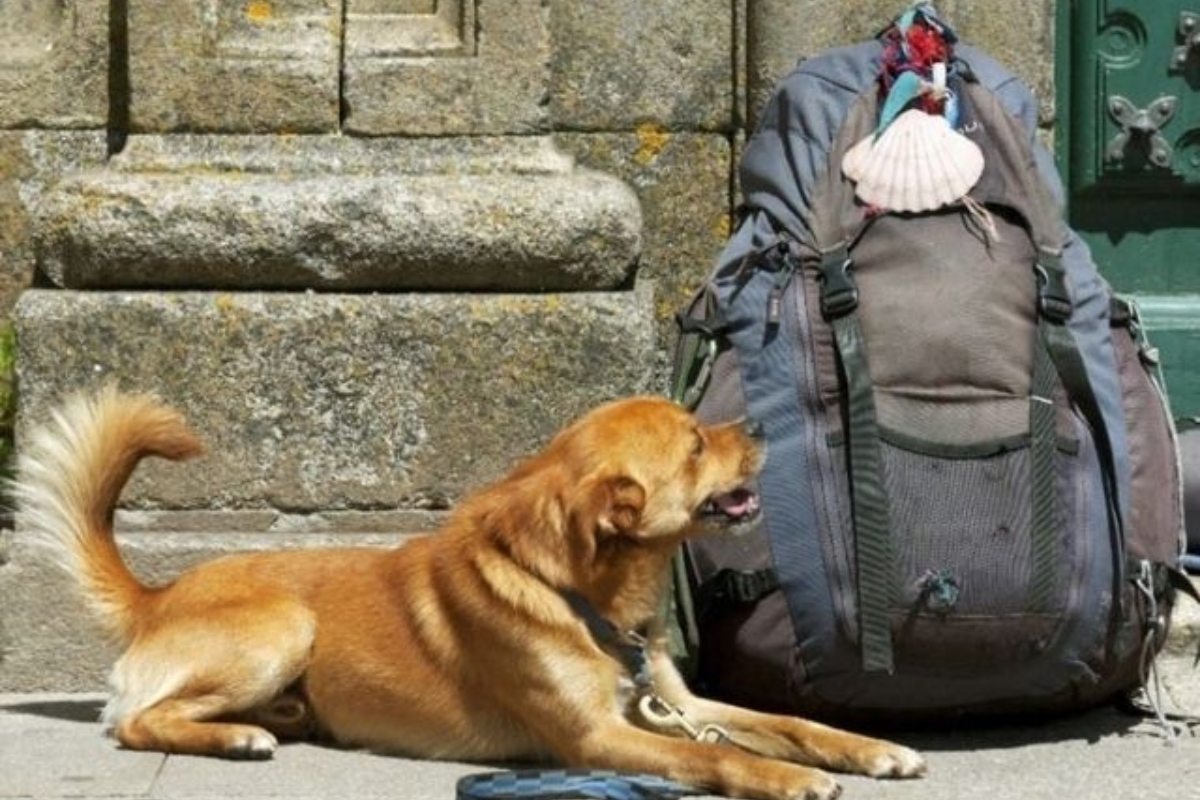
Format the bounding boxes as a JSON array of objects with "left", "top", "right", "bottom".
[{"left": 0, "top": 1, "right": 1057, "bottom": 689}]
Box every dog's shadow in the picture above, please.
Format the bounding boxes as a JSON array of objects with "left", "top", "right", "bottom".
[{"left": 1, "top": 697, "right": 105, "bottom": 724}]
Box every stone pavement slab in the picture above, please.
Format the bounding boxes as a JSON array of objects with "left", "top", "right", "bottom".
[
  {"left": 0, "top": 696, "right": 163, "bottom": 798},
  {"left": 3, "top": 677, "right": 1198, "bottom": 800}
]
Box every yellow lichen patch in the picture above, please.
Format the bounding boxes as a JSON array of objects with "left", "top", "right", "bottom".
[
  {"left": 656, "top": 297, "right": 678, "bottom": 323},
  {"left": 634, "top": 123, "right": 670, "bottom": 166},
  {"left": 468, "top": 294, "right": 564, "bottom": 323},
  {"left": 246, "top": 1, "right": 273, "bottom": 23},
  {"left": 540, "top": 295, "right": 564, "bottom": 315},
  {"left": 214, "top": 294, "right": 240, "bottom": 317},
  {"left": 714, "top": 211, "right": 732, "bottom": 240}
]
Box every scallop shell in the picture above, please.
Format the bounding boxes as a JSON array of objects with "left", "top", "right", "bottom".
[{"left": 842, "top": 109, "right": 984, "bottom": 212}]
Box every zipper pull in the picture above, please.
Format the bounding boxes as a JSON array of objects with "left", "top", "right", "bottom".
[{"left": 766, "top": 244, "right": 798, "bottom": 326}]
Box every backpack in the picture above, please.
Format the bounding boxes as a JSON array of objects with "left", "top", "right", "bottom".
[{"left": 670, "top": 5, "right": 1189, "bottom": 721}]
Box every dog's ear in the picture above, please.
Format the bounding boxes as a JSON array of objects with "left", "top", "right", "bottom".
[
  {"left": 592, "top": 475, "right": 646, "bottom": 537},
  {"left": 565, "top": 474, "right": 645, "bottom": 566}
]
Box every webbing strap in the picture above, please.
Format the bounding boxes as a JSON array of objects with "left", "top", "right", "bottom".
[
  {"left": 805, "top": 85, "right": 895, "bottom": 675},
  {"left": 830, "top": 309, "right": 895, "bottom": 674},
  {"left": 1027, "top": 329, "right": 1060, "bottom": 612},
  {"left": 671, "top": 290, "right": 723, "bottom": 410},
  {"left": 1042, "top": 317, "right": 1126, "bottom": 607},
  {"left": 1036, "top": 265, "right": 1127, "bottom": 655},
  {"left": 818, "top": 243, "right": 894, "bottom": 673},
  {"left": 671, "top": 329, "right": 704, "bottom": 407},
  {"left": 457, "top": 770, "right": 698, "bottom": 800}
]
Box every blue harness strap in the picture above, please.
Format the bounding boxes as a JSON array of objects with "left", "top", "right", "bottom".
[{"left": 456, "top": 769, "right": 699, "bottom": 800}]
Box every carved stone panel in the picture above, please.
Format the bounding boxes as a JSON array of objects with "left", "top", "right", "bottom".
[
  {"left": 549, "top": 0, "right": 735, "bottom": 131},
  {"left": 342, "top": 0, "right": 549, "bottom": 135},
  {"left": 127, "top": 0, "right": 341, "bottom": 133},
  {"left": 0, "top": 0, "right": 108, "bottom": 128}
]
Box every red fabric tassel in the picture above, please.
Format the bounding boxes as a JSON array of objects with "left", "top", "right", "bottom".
[{"left": 878, "top": 17, "right": 953, "bottom": 115}]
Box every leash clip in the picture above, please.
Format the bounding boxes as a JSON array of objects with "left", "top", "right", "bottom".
[{"left": 637, "top": 694, "right": 730, "bottom": 745}]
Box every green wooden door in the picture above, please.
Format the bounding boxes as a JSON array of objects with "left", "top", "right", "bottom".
[{"left": 1058, "top": 1, "right": 1200, "bottom": 417}]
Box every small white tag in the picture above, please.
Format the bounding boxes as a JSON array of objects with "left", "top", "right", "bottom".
[{"left": 932, "top": 62, "right": 947, "bottom": 92}]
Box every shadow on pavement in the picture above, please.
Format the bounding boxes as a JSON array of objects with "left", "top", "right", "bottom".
[
  {"left": 876, "top": 703, "right": 1169, "bottom": 751},
  {"left": 0, "top": 697, "right": 105, "bottom": 724}
]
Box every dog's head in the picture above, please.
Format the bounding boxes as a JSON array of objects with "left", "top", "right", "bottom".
[
  {"left": 554, "top": 396, "right": 765, "bottom": 545},
  {"left": 469, "top": 397, "right": 765, "bottom": 585}
]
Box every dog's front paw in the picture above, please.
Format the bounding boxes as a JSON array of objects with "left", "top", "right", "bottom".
[
  {"left": 788, "top": 770, "right": 842, "bottom": 800},
  {"left": 751, "top": 763, "right": 842, "bottom": 800},
  {"left": 855, "top": 742, "right": 926, "bottom": 779}
]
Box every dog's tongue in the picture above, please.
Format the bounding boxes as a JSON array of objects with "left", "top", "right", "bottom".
[{"left": 714, "top": 488, "right": 758, "bottom": 518}]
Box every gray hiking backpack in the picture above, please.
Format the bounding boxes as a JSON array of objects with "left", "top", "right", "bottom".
[{"left": 671, "top": 6, "right": 1189, "bottom": 720}]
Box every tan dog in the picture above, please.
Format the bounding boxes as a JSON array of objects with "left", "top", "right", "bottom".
[{"left": 14, "top": 387, "right": 924, "bottom": 800}]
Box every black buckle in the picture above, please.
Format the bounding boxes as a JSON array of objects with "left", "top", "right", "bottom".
[
  {"left": 819, "top": 251, "right": 859, "bottom": 319},
  {"left": 712, "top": 568, "right": 779, "bottom": 605},
  {"left": 1035, "top": 256, "right": 1072, "bottom": 323},
  {"left": 675, "top": 310, "right": 726, "bottom": 338}
]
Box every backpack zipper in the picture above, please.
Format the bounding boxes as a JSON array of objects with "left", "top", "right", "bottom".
[{"left": 766, "top": 241, "right": 800, "bottom": 326}]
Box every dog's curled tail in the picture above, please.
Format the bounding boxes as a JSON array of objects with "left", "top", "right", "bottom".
[{"left": 12, "top": 385, "right": 204, "bottom": 643}]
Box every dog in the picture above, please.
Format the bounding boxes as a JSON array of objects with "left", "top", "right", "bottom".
[{"left": 14, "top": 386, "right": 925, "bottom": 800}]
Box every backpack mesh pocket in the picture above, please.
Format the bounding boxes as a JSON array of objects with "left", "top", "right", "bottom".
[{"left": 825, "top": 425, "right": 1091, "bottom": 672}]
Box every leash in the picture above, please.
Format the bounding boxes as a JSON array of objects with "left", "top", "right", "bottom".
[{"left": 456, "top": 769, "right": 700, "bottom": 800}]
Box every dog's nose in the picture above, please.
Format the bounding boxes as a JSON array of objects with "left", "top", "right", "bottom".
[{"left": 743, "top": 418, "right": 765, "bottom": 441}]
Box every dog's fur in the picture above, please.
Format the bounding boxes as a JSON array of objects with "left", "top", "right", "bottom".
[{"left": 14, "top": 387, "right": 924, "bottom": 800}]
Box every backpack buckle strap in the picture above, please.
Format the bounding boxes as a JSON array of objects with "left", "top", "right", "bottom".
[
  {"left": 1035, "top": 250, "right": 1072, "bottom": 323},
  {"left": 818, "top": 244, "right": 859, "bottom": 319},
  {"left": 671, "top": 287, "right": 726, "bottom": 410},
  {"left": 1130, "top": 559, "right": 1192, "bottom": 742},
  {"left": 701, "top": 567, "right": 780, "bottom": 607},
  {"left": 1109, "top": 295, "right": 1135, "bottom": 328}
]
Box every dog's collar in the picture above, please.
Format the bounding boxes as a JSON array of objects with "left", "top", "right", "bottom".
[
  {"left": 559, "top": 589, "right": 737, "bottom": 749},
  {"left": 559, "top": 589, "right": 652, "bottom": 690}
]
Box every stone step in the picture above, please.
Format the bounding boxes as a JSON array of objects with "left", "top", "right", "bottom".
[
  {"left": 14, "top": 286, "right": 658, "bottom": 511},
  {"left": 33, "top": 136, "right": 641, "bottom": 292}
]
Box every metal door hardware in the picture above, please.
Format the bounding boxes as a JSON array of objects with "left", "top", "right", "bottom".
[
  {"left": 1106, "top": 95, "right": 1177, "bottom": 169},
  {"left": 1173, "top": 11, "right": 1199, "bottom": 70}
]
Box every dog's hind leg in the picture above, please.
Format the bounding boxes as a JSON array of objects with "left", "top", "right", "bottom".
[
  {"left": 114, "top": 696, "right": 284, "bottom": 759},
  {"left": 106, "top": 598, "right": 317, "bottom": 759}
]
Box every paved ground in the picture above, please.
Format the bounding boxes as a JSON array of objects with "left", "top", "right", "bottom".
[{"left": 4, "top": 596, "right": 1199, "bottom": 799}]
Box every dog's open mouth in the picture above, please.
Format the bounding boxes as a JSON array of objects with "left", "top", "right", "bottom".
[{"left": 701, "top": 487, "right": 761, "bottom": 524}]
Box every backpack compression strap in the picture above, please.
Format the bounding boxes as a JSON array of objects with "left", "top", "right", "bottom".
[
  {"left": 817, "top": 241, "right": 896, "bottom": 675},
  {"left": 1035, "top": 249, "right": 1128, "bottom": 655}
]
